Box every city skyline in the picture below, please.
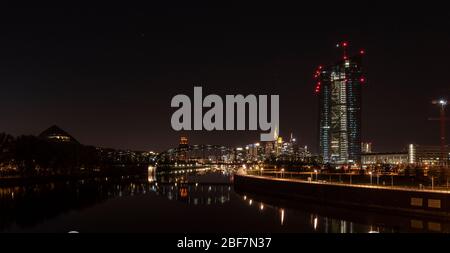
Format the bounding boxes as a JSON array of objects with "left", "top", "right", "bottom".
[
  {"left": 2, "top": 4, "right": 450, "bottom": 238},
  {"left": 1, "top": 6, "right": 449, "bottom": 152}
]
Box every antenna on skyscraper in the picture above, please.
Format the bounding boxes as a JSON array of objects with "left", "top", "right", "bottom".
[
  {"left": 314, "top": 42, "right": 367, "bottom": 94},
  {"left": 313, "top": 65, "right": 323, "bottom": 94},
  {"left": 336, "top": 41, "right": 348, "bottom": 60}
]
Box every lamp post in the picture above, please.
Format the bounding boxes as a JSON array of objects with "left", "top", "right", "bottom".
[
  {"left": 314, "top": 169, "right": 318, "bottom": 181},
  {"left": 369, "top": 171, "right": 373, "bottom": 185}
]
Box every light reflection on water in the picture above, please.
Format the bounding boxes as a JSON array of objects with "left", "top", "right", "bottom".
[{"left": 0, "top": 169, "right": 448, "bottom": 233}]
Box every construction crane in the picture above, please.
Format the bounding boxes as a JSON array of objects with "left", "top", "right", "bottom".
[{"left": 429, "top": 99, "right": 448, "bottom": 167}]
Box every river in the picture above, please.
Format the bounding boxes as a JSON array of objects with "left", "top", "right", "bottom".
[{"left": 0, "top": 167, "right": 447, "bottom": 233}]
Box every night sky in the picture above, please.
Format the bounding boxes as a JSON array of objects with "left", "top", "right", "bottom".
[{"left": 1, "top": 4, "right": 449, "bottom": 153}]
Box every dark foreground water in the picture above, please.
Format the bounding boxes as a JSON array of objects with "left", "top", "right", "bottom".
[{"left": 0, "top": 169, "right": 448, "bottom": 233}]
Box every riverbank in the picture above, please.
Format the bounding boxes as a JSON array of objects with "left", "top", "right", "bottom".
[
  {"left": 234, "top": 174, "right": 450, "bottom": 219},
  {"left": 0, "top": 165, "right": 148, "bottom": 187}
]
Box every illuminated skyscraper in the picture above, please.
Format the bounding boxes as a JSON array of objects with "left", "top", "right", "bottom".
[{"left": 316, "top": 43, "right": 365, "bottom": 164}]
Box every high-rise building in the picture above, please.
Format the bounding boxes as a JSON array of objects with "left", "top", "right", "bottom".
[
  {"left": 361, "top": 142, "right": 372, "bottom": 153},
  {"left": 316, "top": 43, "right": 365, "bottom": 164}
]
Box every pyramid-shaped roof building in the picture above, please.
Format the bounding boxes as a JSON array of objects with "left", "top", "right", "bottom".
[{"left": 38, "top": 125, "right": 79, "bottom": 144}]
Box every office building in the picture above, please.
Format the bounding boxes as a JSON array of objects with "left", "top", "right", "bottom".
[{"left": 317, "top": 45, "right": 365, "bottom": 164}]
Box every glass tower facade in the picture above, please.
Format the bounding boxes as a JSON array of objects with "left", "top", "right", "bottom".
[{"left": 318, "top": 55, "right": 363, "bottom": 164}]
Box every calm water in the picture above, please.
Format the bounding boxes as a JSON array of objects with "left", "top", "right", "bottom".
[{"left": 0, "top": 169, "right": 448, "bottom": 233}]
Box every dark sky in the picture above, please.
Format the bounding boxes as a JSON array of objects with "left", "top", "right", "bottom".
[{"left": 1, "top": 4, "right": 449, "bottom": 153}]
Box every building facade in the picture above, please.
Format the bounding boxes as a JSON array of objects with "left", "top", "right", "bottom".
[
  {"left": 317, "top": 52, "right": 364, "bottom": 164},
  {"left": 361, "top": 152, "right": 408, "bottom": 165},
  {"left": 361, "top": 142, "right": 372, "bottom": 153},
  {"left": 408, "top": 144, "right": 450, "bottom": 166},
  {"left": 360, "top": 144, "right": 450, "bottom": 167}
]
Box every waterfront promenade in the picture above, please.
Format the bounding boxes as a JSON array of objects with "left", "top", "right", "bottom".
[{"left": 235, "top": 170, "right": 450, "bottom": 218}]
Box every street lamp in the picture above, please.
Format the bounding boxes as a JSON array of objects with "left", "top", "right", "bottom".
[
  {"left": 369, "top": 171, "right": 373, "bottom": 185},
  {"left": 314, "top": 169, "right": 318, "bottom": 181}
]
